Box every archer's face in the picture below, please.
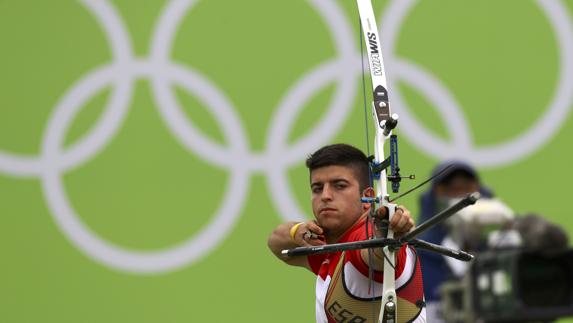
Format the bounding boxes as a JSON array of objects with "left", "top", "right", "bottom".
[{"left": 310, "top": 165, "right": 366, "bottom": 241}]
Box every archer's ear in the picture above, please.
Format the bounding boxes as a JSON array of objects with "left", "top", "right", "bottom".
[
  {"left": 362, "top": 187, "right": 375, "bottom": 198},
  {"left": 362, "top": 187, "right": 374, "bottom": 211}
]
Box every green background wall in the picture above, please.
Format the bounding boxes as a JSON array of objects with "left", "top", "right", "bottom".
[{"left": 1, "top": 0, "right": 572, "bottom": 322}]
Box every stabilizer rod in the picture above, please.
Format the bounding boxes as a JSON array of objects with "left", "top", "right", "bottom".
[{"left": 400, "top": 192, "right": 480, "bottom": 242}]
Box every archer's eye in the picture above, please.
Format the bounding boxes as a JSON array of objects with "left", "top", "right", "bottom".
[
  {"left": 311, "top": 186, "right": 322, "bottom": 194},
  {"left": 335, "top": 183, "right": 348, "bottom": 190}
]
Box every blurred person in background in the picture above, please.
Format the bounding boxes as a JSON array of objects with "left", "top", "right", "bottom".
[{"left": 416, "top": 161, "right": 494, "bottom": 322}]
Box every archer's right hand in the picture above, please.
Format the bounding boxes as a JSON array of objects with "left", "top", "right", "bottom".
[{"left": 292, "top": 220, "right": 326, "bottom": 247}]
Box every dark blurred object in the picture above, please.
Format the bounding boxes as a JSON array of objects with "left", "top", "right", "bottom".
[
  {"left": 442, "top": 248, "right": 573, "bottom": 323},
  {"left": 514, "top": 213, "right": 569, "bottom": 253},
  {"left": 441, "top": 214, "right": 572, "bottom": 323}
]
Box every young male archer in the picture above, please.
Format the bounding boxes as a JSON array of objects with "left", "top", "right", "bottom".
[{"left": 268, "top": 143, "right": 426, "bottom": 323}]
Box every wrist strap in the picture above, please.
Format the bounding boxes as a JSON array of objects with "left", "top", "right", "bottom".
[{"left": 289, "top": 222, "right": 304, "bottom": 241}]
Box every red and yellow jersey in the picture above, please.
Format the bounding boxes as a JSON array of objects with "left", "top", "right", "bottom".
[{"left": 308, "top": 218, "right": 426, "bottom": 323}]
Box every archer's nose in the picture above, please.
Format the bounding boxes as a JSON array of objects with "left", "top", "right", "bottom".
[{"left": 320, "top": 185, "right": 333, "bottom": 201}]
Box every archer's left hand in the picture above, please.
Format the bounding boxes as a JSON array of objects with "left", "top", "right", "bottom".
[{"left": 374, "top": 205, "right": 415, "bottom": 238}]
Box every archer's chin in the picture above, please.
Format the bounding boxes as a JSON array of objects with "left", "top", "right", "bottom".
[{"left": 317, "top": 217, "right": 340, "bottom": 231}]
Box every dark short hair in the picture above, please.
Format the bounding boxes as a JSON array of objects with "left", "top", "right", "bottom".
[
  {"left": 438, "top": 169, "right": 477, "bottom": 187},
  {"left": 305, "top": 143, "right": 370, "bottom": 191},
  {"left": 432, "top": 161, "right": 479, "bottom": 188}
]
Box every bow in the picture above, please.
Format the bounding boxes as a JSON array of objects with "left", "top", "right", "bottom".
[{"left": 355, "top": 0, "right": 401, "bottom": 320}]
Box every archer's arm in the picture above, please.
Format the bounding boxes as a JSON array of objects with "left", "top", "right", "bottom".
[{"left": 267, "top": 220, "right": 325, "bottom": 270}]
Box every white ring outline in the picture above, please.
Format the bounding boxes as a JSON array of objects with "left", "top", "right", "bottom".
[
  {"left": 41, "top": 0, "right": 251, "bottom": 274},
  {"left": 0, "top": 0, "right": 570, "bottom": 274},
  {"left": 381, "top": 0, "right": 573, "bottom": 167}
]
